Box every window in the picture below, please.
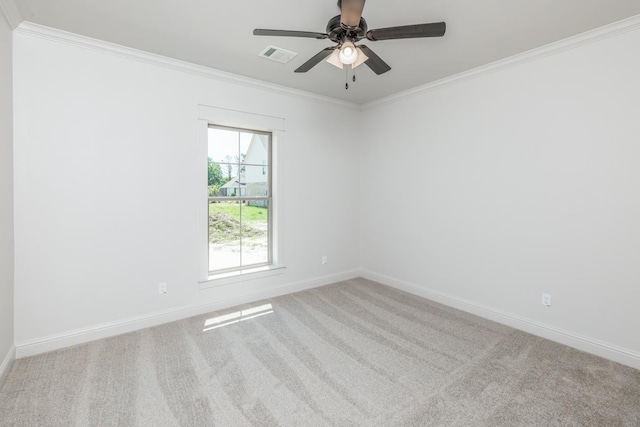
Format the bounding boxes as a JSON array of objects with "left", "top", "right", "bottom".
[
  {"left": 198, "top": 105, "right": 284, "bottom": 286},
  {"left": 207, "top": 125, "right": 272, "bottom": 274}
]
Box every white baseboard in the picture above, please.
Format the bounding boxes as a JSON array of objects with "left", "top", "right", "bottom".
[
  {"left": 0, "top": 344, "right": 16, "bottom": 387},
  {"left": 15, "top": 270, "right": 359, "bottom": 358},
  {"left": 360, "top": 269, "right": 640, "bottom": 371}
]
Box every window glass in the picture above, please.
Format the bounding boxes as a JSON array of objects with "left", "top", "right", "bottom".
[{"left": 207, "top": 126, "right": 271, "bottom": 274}]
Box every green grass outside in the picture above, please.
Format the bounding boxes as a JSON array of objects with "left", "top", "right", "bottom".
[
  {"left": 208, "top": 202, "right": 268, "bottom": 243},
  {"left": 208, "top": 202, "right": 268, "bottom": 224}
]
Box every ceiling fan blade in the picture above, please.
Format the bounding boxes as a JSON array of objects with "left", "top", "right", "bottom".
[
  {"left": 294, "top": 47, "right": 336, "bottom": 73},
  {"left": 358, "top": 45, "right": 391, "bottom": 75},
  {"left": 366, "top": 22, "right": 446, "bottom": 41},
  {"left": 340, "top": 0, "right": 366, "bottom": 28},
  {"left": 253, "top": 29, "right": 329, "bottom": 39}
]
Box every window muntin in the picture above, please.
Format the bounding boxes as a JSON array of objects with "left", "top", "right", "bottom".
[{"left": 207, "top": 126, "right": 272, "bottom": 274}]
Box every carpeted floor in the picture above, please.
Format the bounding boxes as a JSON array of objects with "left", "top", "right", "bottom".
[{"left": 1, "top": 278, "right": 639, "bottom": 426}]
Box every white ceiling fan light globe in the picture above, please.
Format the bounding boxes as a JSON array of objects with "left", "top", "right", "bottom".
[
  {"left": 326, "top": 49, "right": 344, "bottom": 69},
  {"left": 352, "top": 47, "right": 369, "bottom": 69},
  {"left": 339, "top": 41, "right": 359, "bottom": 65}
]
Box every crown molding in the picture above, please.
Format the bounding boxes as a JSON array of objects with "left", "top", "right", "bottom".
[
  {"left": 12, "top": 12, "right": 640, "bottom": 110},
  {"left": 363, "top": 13, "right": 640, "bottom": 110},
  {"left": 14, "top": 21, "right": 360, "bottom": 110},
  {"left": 0, "top": 0, "right": 21, "bottom": 29}
]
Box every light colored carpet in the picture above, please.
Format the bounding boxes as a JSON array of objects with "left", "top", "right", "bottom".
[{"left": 1, "top": 278, "right": 639, "bottom": 426}]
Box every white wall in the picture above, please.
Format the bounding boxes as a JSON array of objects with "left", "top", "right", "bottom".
[
  {"left": 361, "top": 26, "right": 640, "bottom": 364},
  {"left": 0, "top": 12, "right": 15, "bottom": 375},
  {"left": 13, "top": 30, "right": 360, "bottom": 351},
  {"left": 12, "top": 18, "right": 640, "bottom": 368}
]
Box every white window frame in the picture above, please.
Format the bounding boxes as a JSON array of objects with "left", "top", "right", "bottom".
[{"left": 197, "top": 105, "right": 285, "bottom": 288}]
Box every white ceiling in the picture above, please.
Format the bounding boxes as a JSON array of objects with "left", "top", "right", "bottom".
[{"left": 13, "top": 0, "right": 640, "bottom": 104}]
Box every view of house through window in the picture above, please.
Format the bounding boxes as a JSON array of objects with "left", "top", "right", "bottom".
[{"left": 207, "top": 126, "right": 271, "bottom": 273}]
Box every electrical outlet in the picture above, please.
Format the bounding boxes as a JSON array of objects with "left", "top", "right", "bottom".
[
  {"left": 321, "top": 256, "right": 328, "bottom": 265},
  {"left": 542, "top": 293, "right": 551, "bottom": 307},
  {"left": 158, "top": 282, "right": 167, "bottom": 294}
]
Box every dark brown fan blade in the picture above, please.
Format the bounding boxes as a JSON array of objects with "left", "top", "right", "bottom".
[
  {"left": 340, "top": 0, "right": 366, "bottom": 28},
  {"left": 294, "top": 47, "right": 336, "bottom": 73},
  {"left": 358, "top": 45, "right": 391, "bottom": 75},
  {"left": 366, "top": 22, "right": 446, "bottom": 41},
  {"left": 253, "top": 29, "right": 329, "bottom": 39}
]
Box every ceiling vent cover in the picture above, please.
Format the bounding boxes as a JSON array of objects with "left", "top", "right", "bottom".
[{"left": 259, "top": 46, "right": 298, "bottom": 64}]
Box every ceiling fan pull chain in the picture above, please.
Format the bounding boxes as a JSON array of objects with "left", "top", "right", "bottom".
[{"left": 345, "top": 67, "right": 349, "bottom": 90}]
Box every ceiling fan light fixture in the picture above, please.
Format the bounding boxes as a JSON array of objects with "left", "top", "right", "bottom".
[
  {"left": 352, "top": 47, "right": 368, "bottom": 69},
  {"left": 326, "top": 49, "right": 344, "bottom": 69},
  {"left": 339, "top": 41, "right": 358, "bottom": 65}
]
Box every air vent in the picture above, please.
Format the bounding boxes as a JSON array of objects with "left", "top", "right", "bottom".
[{"left": 259, "top": 46, "right": 298, "bottom": 64}]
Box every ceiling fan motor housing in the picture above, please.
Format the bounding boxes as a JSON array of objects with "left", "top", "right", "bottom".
[{"left": 327, "top": 15, "right": 367, "bottom": 42}]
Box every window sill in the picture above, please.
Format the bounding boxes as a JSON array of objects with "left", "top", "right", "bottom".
[{"left": 198, "top": 265, "right": 286, "bottom": 289}]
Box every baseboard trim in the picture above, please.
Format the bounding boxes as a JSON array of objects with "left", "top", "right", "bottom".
[
  {"left": 15, "top": 270, "right": 359, "bottom": 358},
  {"left": 0, "top": 344, "right": 16, "bottom": 387},
  {"left": 360, "top": 269, "right": 640, "bottom": 371}
]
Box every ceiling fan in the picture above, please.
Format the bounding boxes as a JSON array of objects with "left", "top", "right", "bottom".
[{"left": 253, "top": 0, "right": 446, "bottom": 76}]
